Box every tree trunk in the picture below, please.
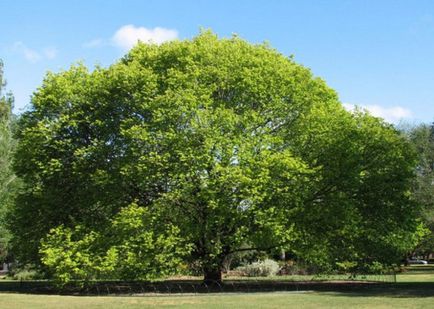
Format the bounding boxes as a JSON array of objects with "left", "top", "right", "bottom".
[
  {"left": 203, "top": 266, "right": 222, "bottom": 283},
  {"left": 280, "top": 249, "right": 286, "bottom": 261}
]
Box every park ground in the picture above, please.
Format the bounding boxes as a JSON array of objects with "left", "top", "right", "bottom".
[{"left": 0, "top": 266, "right": 434, "bottom": 308}]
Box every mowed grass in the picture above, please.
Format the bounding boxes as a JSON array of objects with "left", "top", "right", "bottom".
[
  {"left": 1, "top": 266, "right": 434, "bottom": 309},
  {"left": 397, "top": 265, "right": 434, "bottom": 282},
  {"left": 2, "top": 291, "right": 434, "bottom": 309}
]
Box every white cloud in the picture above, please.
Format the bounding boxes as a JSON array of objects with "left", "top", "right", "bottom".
[
  {"left": 111, "top": 25, "right": 178, "bottom": 50},
  {"left": 11, "top": 42, "right": 57, "bottom": 62},
  {"left": 343, "top": 103, "right": 413, "bottom": 123}
]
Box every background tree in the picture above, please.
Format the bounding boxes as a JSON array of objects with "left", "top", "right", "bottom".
[
  {"left": 0, "top": 60, "right": 16, "bottom": 264},
  {"left": 10, "top": 32, "right": 422, "bottom": 282},
  {"left": 402, "top": 122, "right": 434, "bottom": 259}
]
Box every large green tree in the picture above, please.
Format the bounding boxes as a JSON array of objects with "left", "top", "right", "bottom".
[
  {"left": 10, "top": 32, "right": 421, "bottom": 282},
  {"left": 0, "top": 60, "right": 16, "bottom": 264}
]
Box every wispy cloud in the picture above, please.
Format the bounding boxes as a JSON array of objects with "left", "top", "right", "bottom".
[
  {"left": 11, "top": 42, "right": 57, "bottom": 62},
  {"left": 43, "top": 47, "right": 58, "bottom": 59},
  {"left": 111, "top": 25, "right": 178, "bottom": 50},
  {"left": 343, "top": 103, "right": 413, "bottom": 123},
  {"left": 12, "top": 42, "right": 41, "bottom": 62},
  {"left": 82, "top": 38, "right": 105, "bottom": 48}
]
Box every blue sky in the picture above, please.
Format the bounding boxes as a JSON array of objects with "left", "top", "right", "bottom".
[{"left": 1, "top": 0, "right": 434, "bottom": 123}]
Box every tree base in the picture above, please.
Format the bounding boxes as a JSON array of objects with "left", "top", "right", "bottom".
[{"left": 203, "top": 269, "right": 222, "bottom": 284}]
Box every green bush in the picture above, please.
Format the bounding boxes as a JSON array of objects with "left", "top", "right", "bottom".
[
  {"left": 236, "top": 259, "right": 280, "bottom": 277},
  {"left": 11, "top": 269, "right": 43, "bottom": 281}
]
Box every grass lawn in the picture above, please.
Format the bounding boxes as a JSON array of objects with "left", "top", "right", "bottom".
[
  {"left": 1, "top": 266, "right": 433, "bottom": 308},
  {"left": 1, "top": 290, "right": 434, "bottom": 309},
  {"left": 397, "top": 265, "right": 434, "bottom": 282}
]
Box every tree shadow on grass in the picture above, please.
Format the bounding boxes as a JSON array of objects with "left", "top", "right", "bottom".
[
  {"left": 1, "top": 280, "right": 434, "bottom": 298},
  {"left": 325, "top": 282, "right": 434, "bottom": 298}
]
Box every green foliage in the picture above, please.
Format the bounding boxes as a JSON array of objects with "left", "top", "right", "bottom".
[
  {"left": 105, "top": 203, "right": 190, "bottom": 280},
  {"left": 40, "top": 203, "right": 189, "bottom": 285},
  {"left": 10, "top": 267, "right": 43, "bottom": 281},
  {"left": 401, "top": 122, "right": 434, "bottom": 257},
  {"left": 286, "top": 106, "right": 421, "bottom": 269},
  {"left": 10, "top": 31, "right": 421, "bottom": 280},
  {"left": 40, "top": 226, "right": 100, "bottom": 284},
  {"left": 362, "top": 261, "right": 394, "bottom": 275},
  {"left": 335, "top": 261, "right": 358, "bottom": 273},
  {"left": 0, "top": 60, "right": 16, "bottom": 264}
]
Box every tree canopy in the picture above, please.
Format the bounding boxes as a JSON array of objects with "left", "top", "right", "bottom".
[
  {"left": 9, "top": 32, "right": 422, "bottom": 282},
  {"left": 0, "top": 60, "right": 16, "bottom": 264},
  {"left": 402, "top": 122, "right": 434, "bottom": 258}
]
